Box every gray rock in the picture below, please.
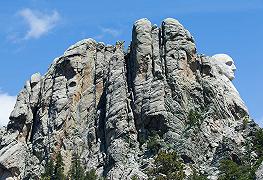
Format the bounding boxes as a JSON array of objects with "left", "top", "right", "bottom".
[
  {"left": 256, "top": 162, "right": 263, "bottom": 180},
  {"left": 0, "top": 18, "right": 260, "bottom": 180}
]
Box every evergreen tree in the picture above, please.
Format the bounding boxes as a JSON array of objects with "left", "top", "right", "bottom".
[
  {"left": 85, "top": 169, "right": 98, "bottom": 180},
  {"left": 148, "top": 151, "right": 185, "bottom": 180},
  {"left": 69, "top": 152, "right": 98, "bottom": 180},
  {"left": 189, "top": 169, "right": 208, "bottom": 180},
  {"left": 54, "top": 151, "right": 66, "bottom": 180},
  {"left": 219, "top": 159, "right": 253, "bottom": 180},
  {"left": 41, "top": 158, "right": 54, "bottom": 180},
  {"left": 70, "top": 152, "right": 86, "bottom": 180}
]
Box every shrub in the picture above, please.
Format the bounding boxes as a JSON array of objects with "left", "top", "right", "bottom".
[
  {"left": 70, "top": 153, "right": 86, "bottom": 180},
  {"left": 54, "top": 152, "right": 65, "bottom": 180},
  {"left": 188, "top": 169, "right": 208, "bottom": 180},
  {"left": 41, "top": 177, "right": 51, "bottom": 180},
  {"left": 147, "top": 133, "right": 161, "bottom": 154},
  {"left": 148, "top": 151, "right": 185, "bottom": 180},
  {"left": 188, "top": 110, "right": 202, "bottom": 127},
  {"left": 69, "top": 152, "right": 99, "bottom": 180},
  {"left": 41, "top": 151, "right": 66, "bottom": 180},
  {"left": 242, "top": 116, "right": 249, "bottom": 129},
  {"left": 218, "top": 159, "right": 252, "bottom": 180},
  {"left": 85, "top": 169, "right": 98, "bottom": 180},
  {"left": 218, "top": 128, "right": 263, "bottom": 180},
  {"left": 41, "top": 158, "right": 54, "bottom": 180},
  {"left": 131, "top": 175, "right": 139, "bottom": 180},
  {"left": 254, "top": 129, "right": 263, "bottom": 156}
]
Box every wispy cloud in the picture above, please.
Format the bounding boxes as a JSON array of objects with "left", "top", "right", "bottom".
[
  {"left": 94, "top": 27, "right": 122, "bottom": 40},
  {"left": 18, "top": 8, "right": 60, "bottom": 39},
  {"left": 0, "top": 91, "right": 16, "bottom": 127},
  {"left": 101, "top": 28, "right": 122, "bottom": 37}
]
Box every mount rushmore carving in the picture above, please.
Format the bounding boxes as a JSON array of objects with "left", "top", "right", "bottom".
[{"left": 0, "top": 18, "right": 261, "bottom": 180}]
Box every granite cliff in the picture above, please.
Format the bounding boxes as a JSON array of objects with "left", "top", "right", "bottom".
[{"left": 0, "top": 18, "right": 262, "bottom": 180}]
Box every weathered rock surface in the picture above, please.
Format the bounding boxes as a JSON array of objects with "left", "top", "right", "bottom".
[{"left": 0, "top": 18, "right": 261, "bottom": 179}]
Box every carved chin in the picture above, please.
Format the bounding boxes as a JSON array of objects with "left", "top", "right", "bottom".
[
  {"left": 229, "top": 76, "right": 234, "bottom": 81},
  {"left": 223, "top": 71, "right": 235, "bottom": 81},
  {"left": 227, "top": 73, "right": 235, "bottom": 81}
]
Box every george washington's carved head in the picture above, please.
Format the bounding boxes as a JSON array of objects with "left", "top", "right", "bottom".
[{"left": 212, "top": 54, "right": 236, "bottom": 81}]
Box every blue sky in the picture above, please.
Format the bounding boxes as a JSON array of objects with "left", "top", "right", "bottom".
[{"left": 0, "top": 0, "right": 262, "bottom": 126}]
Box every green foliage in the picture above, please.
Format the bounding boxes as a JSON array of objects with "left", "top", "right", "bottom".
[
  {"left": 54, "top": 152, "right": 65, "bottom": 180},
  {"left": 252, "top": 156, "right": 263, "bottom": 173},
  {"left": 255, "top": 129, "right": 263, "bottom": 145},
  {"left": 123, "top": 134, "right": 136, "bottom": 148},
  {"left": 131, "top": 175, "right": 139, "bottom": 180},
  {"left": 41, "top": 158, "right": 54, "bottom": 180},
  {"left": 188, "top": 169, "right": 208, "bottom": 180},
  {"left": 189, "top": 174, "right": 207, "bottom": 180},
  {"left": 41, "top": 177, "right": 51, "bottom": 180},
  {"left": 41, "top": 151, "right": 100, "bottom": 180},
  {"left": 254, "top": 129, "right": 263, "bottom": 156},
  {"left": 41, "top": 151, "right": 65, "bottom": 180},
  {"left": 219, "top": 128, "right": 263, "bottom": 180},
  {"left": 242, "top": 116, "right": 250, "bottom": 129},
  {"left": 85, "top": 169, "right": 98, "bottom": 180},
  {"left": 218, "top": 160, "right": 253, "bottom": 180},
  {"left": 148, "top": 151, "right": 185, "bottom": 180},
  {"left": 70, "top": 152, "right": 95, "bottom": 180},
  {"left": 188, "top": 110, "right": 202, "bottom": 127},
  {"left": 70, "top": 153, "right": 85, "bottom": 180},
  {"left": 69, "top": 152, "right": 98, "bottom": 180},
  {"left": 147, "top": 132, "right": 161, "bottom": 154},
  {"left": 41, "top": 174, "right": 51, "bottom": 180}
]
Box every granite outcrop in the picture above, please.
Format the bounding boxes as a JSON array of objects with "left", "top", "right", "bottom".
[{"left": 0, "top": 18, "right": 261, "bottom": 180}]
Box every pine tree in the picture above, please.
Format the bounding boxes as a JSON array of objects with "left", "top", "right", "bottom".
[
  {"left": 70, "top": 152, "right": 86, "bottom": 180},
  {"left": 53, "top": 151, "right": 65, "bottom": 180},
  {"left": 148, "top": 151, "right": 185, "bottom": 180},
  {"left": 69, "top": 152, "right": 98, "bottom": 180},
  {"left": 85, "top": 169, "right": 97, "bottom": 180},
  {"left": 41, "top": 158, "right": 54, "bottom": 180}
]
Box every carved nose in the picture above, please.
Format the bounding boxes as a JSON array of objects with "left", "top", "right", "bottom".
[{"left": 232, "top": 64, "right": 237, "bottom": 71}]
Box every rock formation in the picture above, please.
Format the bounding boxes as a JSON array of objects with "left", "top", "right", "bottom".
[{"left": 0, "top": 18, "right": 262, "bottom": 180}]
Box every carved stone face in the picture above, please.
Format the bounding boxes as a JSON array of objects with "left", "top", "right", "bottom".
[{"left": 212, "top": 54, "right": 236, "bottom": 80}]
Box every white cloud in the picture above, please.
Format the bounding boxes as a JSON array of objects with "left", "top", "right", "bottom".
[
  {"left": 0, "top": 92, "right": 16, "bottom": 127},
  {"left": 19, "top": 8, "right": 60, "bottom": 39},
  {"left": 101, "top": 28, "right": 122, "bottom": 37},
  {"left": 95, "top": 27, "right": 122, "bottom": 40}
]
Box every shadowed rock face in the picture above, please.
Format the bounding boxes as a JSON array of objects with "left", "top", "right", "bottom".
[{"left": 0, "top": 18, "right": 260, "bottom": 180}]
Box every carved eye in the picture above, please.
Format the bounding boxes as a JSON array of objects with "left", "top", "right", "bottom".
[
  {"left": 226, "top": 61, "right": 233, "bottom": 66},
  {"left": 69, "top": 81, "right": 76, "bottom": 87}
]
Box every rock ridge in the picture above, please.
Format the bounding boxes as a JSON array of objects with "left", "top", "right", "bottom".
[{"left": 0, "top": 18, "right": 261, "bottom": 180}]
